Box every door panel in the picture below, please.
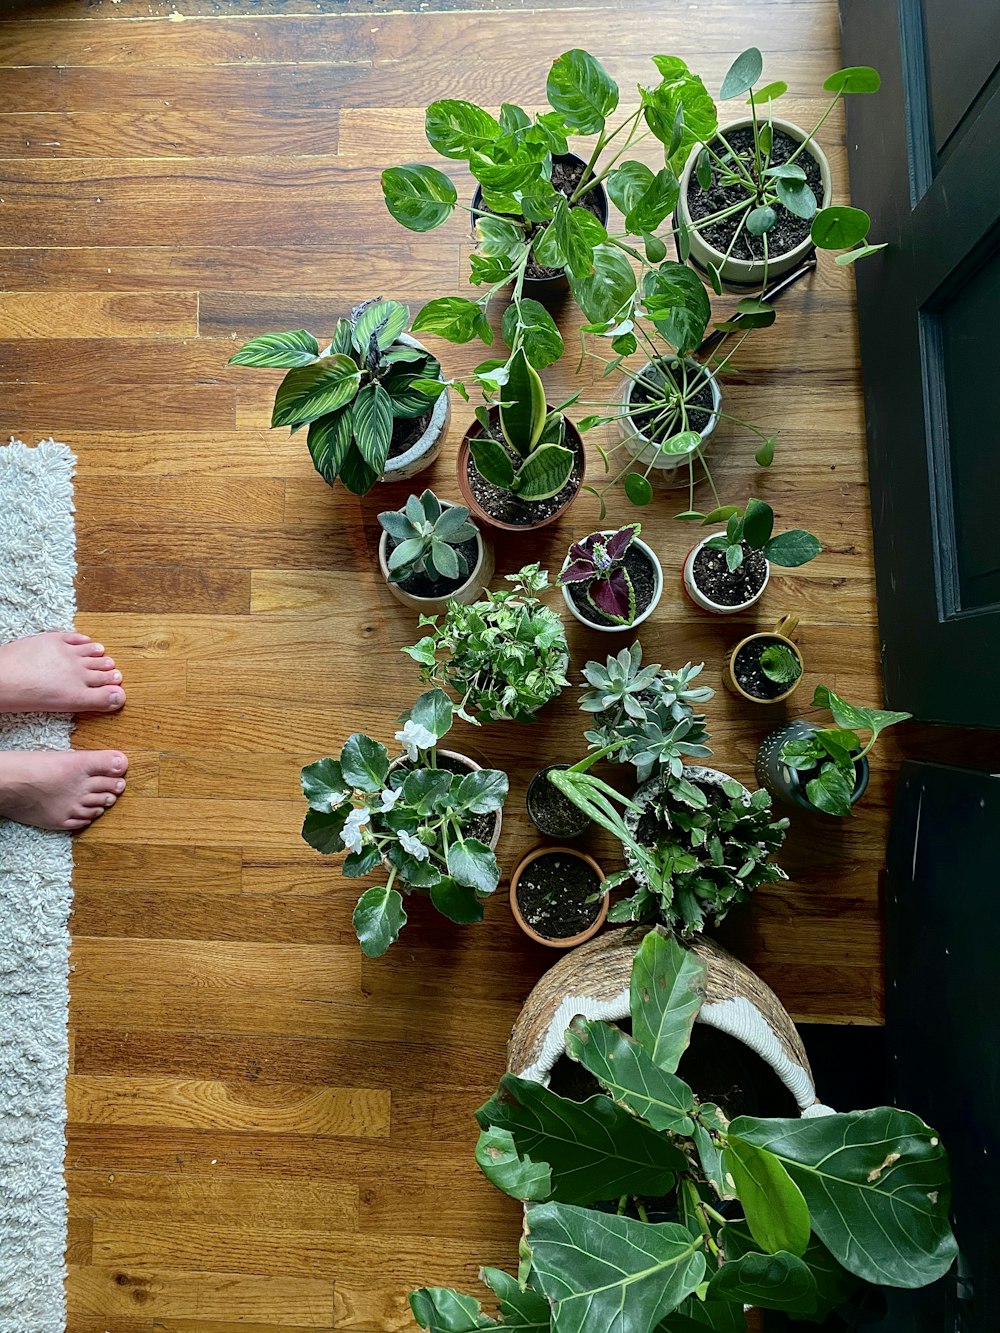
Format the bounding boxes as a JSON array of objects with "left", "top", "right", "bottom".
[{"left": 922, "top": 0, "right": 1000, "bottom": 156}]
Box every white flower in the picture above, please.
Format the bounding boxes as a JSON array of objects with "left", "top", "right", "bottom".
[
  {"left": 395, "top": 718, "right": 438, "bottom": 761},
  {"left": 398, "top": 829, "right": 430, "bottom": 862},
  {"left": 340, "top": 806, "right": 371, "bottom": 855},
  {"left": 378, "top": 787, "right": 402, "bottom": 813},
  {"left": 325, "top": 791, "right": 346, "bottom": 813}
]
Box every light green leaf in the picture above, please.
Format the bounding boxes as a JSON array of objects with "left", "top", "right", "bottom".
[
  {"left": 720, "top": 47, "right": 763, "bottom": 100},
  {"left": 647, "top": 56, "right": 718, "bottom": 172},
  {"left": 351, "top": 299, "right": 409, "bottom": 354},
  {"left": 352, "top": 382, "right": 393, "bottom": 473},
  {"left": 476, "top": 1126, "right": 552, "bottom": 1202},
  {"left": 835, "top": 242, "right": 887, "bottom": 265},
  {"left": 755, "top": 434, "right": 776, "bottom": 466},
  {"left": 823, "top": 66, "right": 881, "bottom": 95},
  {"left": 774, "top": 176, "right": 817, "bottom": 220},
  {"left": 753, "top": 80, "right": 788, "bottom": 103},
  {"left": 271, "top": 354, "right": 361, "bottom": 428},
  {"left": 624, "top": 472, "right": 654, "bottom": 506},
  {"left": 725, "top": 1136, "right": 811, "bottom": 1257},
  {"left": 565, "top": 1017, "right": 696, "bottom": 1133},
  {"left": 229, "top": 329, "right": 319, "bottom": 368},
  {"left": 533, "top": 198, "right": 603, "bottom": 280},
  {"left": 502, "top": 299, "right": 564, "bottom": 369},
  {"left": 500, "top": 347, "right": 547, "bottom": 456},
  {"left": 340, "top": 733, "right": 390, "bottom": 792},
  {"left": 763, "top": 529, "right": 821, "bottom": 567},
  {"left": 546, "top": 48, "right": 619, "bottom": 133},
  {"left": 410, "top": 1287, "right": 494, "bottom": 1333},
  {"left": 811, "top": 205, "right": 872, "bottom": 250},
  {"left": 569, "top": 244, "right": 637, "bottom": 325},
  {"left": 353, "top": 885, "right": 407, "bottom": 958},
  {"left": 811, "top": 684, "right": 911, "bottom": 742},
  {"left": 642, "top": 263, "right": 711, "bottom": 354},
  {"left": 513, "top": 442, "right": 575, "bottom": 502},
  {"left": 426, "top": 99, "right": 502, "bottom": 159},
  {"left": 478, "top": 214, "right": 529, "bottom": 261},
  {"left": 413, "top": 296, "right": 492, "bottom": 345},
  {"left": 455, "top": 767, "right": 509, "bottom": 815},
  {"left": 607, "top": 159, "right": 655, "bottom": 215},
  {"left": 382, "top": 163, "right": 458, "bottom": 231},
  {"left": 629, "top": 929, "right": 706, "bottom": 1072},
  {"left": 447, "top": 838, "right": 500, "bottom": 895}
]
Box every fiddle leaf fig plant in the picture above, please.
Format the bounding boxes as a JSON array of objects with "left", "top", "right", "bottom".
[
  {"left": 411, "top": 931, "right": 958, "bottom": 1333},
  {"left": 300, "top": 688, "right": 508, "bottom": 957},
  {"left": 698, "top": 497, "right": 822, "bottom": 571},
  {"left": 229, "top": 299, "right": 444, "bottom": 495}
]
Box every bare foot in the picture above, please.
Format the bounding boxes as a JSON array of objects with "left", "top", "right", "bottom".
[
  {"left": 0, "top": 631, "right": 125, "bottom": 713},
  {"left": 0, "top": 750, "right": 128, "bottom": 831}
]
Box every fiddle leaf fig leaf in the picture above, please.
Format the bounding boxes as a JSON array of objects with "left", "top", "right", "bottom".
[
  {"left": 706, "top": 1249, "right": 819, "bottom": 1317},
  {"left": 476, "top": 1126, "right": 552, "bottom": 1202},
  {"left": 480, "top": 1269, "right": 552, "bottom": 1330},
  {"left": 725, "top": 1136, "right": 811, "bottom": 1258},
  {"left": 410, "top": 1287, "right": 495, "bottom": 1333},
  {"left": 629, "top": 928, "right": 706, "bottom": 1072},
  {"left": 565, "top": 1016, "right": 696, "bottom": 1134}
]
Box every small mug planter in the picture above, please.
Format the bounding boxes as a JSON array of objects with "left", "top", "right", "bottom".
[
  {"left": 377, "top": 500, "right": 495, "bottom": 615},
  {"left": 509, "top": 845, "right": 608, "bottom": 949},
  {"left": 755, "top": 720, "right": 870, "bottom": 815},
  {"left": 526, "top": 764, "right": 591, "bottom": 840},
  {"left": 683, "top": 531, "right": 769, "bottom": 615},
  {"left": 381, "top": 333, "right": 451, "bottom": 482},
  {"left": 618, "top": 358, "right": 721, "bottom": 482},
  {"left": 388, "top": 748, "right": 503, "bottom": 851},
  {"left": 456, "top": 407, "right": 585, "bottom": 533},
  {"left": 623, "top": 765, "right": 747, "bottom": 889},
  {"left": 561, "top": 534, "right": 663, "bottom": 632},
  {"left": 678, "top": 118, "right": 833, "bottom": 289},
  {"left": 471, "top": 152, "right": 609, "bottom": 304},
  {"left": 723, "top": 614, "right": 803, "bottom": 705}
]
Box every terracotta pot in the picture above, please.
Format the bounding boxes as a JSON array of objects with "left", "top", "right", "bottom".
[
  {"left": 509, "top": 845, "right": 608, "bottom": 949},
  {"left": 377, "top": 500, "right": 495, "bottom": 615},
  {"left": 381, "top": 333, "right": 451, "bottom": 482},
  {"left": 560, "top": 534, "right": 663, "bottom": 633},
  {"left": 456, "top": 407, "right": 585, "bottom": 533},
  {"left": 618, "top": 358, "right": 721, "bottom": 482},
  {"left": 723, "top": 614, "right": 804, "bottom": 704},
  {"left": 756, "top": 720, "right": 870, "bottom": 815},
  {"left": 683, "top": 531, "right": 769, "bottom": 615},
  {"left": 506, "top": 926, "right": 833, "bottom": 1116},
  {"left": 677, "top": 118, "right": 833, "bottom": 289},
  {"left": 388, "top": 748, "right": 503, "bottom": 850}
]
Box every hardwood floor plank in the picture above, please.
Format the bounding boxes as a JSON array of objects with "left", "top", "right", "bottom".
[{"left": 0, "top": 291, "right": 197, "bottom": 338}]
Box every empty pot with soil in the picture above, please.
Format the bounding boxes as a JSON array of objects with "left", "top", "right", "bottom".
[
  {"left": 723, "top": 614, "right": 804, "bottom": 704},
  {"left": 678, "top": 118, "right": 832, "bottom": 288},
  {"left": 378, "top": 494, "right": 495, "bottom": 616},
  {"left": 618, "top": 357, "right": 721, "bottom": 482},
  {"left": 683, "top": 531, "right": 769, "bottom": 614},
  {"left": 509, "top": 846, "right": 607, "bottom": 948},
  {"left": 526, "top": 765, "right": 592, "bottom": 840}
]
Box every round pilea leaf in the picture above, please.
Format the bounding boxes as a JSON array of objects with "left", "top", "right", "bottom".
[
  {"left": 624, "top": 472, "right": 654, "bottom": 506},
  {"left": 811, "top": 206, "right": 871, "bottom": 250}
]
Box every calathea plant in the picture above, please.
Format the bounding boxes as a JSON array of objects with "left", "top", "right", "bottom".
[
  {"left": 378, "top": 491, "right": 478, "bottom": 586},
  {"left": 697, "top": 497, "right": 822, "bottom": 571},
  {"left": 557, "top": 525, "right": 642, "bottom": 626},
  {"left": 300, "top": 688, "right": 507, "bottom": 957},
  {"left": 228, "top": 299, "right": 444, "bottom": 495},
  {"left": 404, "top": 566, "right": 569, "bottom": 724},
  {"left": 412, "top": 931, "right": 957, "bottom": 1333}
]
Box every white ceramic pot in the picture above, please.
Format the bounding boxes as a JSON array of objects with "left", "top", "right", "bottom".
[
  {"left": 377, "top": 500, "right": 494, "bottom": 615},
  {"left": 618, "top": 358, "right": 721, "bottom": 479},
  {"left": 623, "top": 765, "right": 748, "bottom": 889},
  {"left": 387, "top": 748, "right": 502, "bottom": 851},
  {"left": 381, "top": 333, "right": 451, "bottom": 483},
  {"left": 678, "top": 118, "right": 833, "bottom": 288},
  {"left": 683, "top": 531, "right": 769, "bottom": 615},
  {"left": 560, "top": 534, "right": 663, "bottom": 633}
]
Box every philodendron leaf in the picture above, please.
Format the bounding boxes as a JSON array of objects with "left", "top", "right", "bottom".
[
  {"left": 546, "top": 48, "right": 619, "bottom": 133},
  {"left": 565, "top": 1017, "right": 696, "bottom": 1133},
  {"left": 643, "top": 56, "right": 718, "bottom": 172},
  {"left": 513, "top": 442, "right": 575, "bottom": 502},
  {"left": 525, "top": 1202, "right": 706, "bottom": 1333},
  {"left": 725, "top": 1136, "right": 811, "bottom": 1257},
  {"left": 706, "top": 1249, "right": 819, "bottom": 1317},
  {"left": 339, "top": 733, "right": 389, "bottom": 792},
  {"left": 805, "top": 762, "right": 856, "bottom": 817},
  {"left": 480, "top": 1269, "right": 552, "bottom": 1330},
  {"left": 763, "top": 529, "right": 822, "bottom": 567},
  {"left": 410, "top": 1287, "right": 495, "bottom": 1333},
  {"left": 477, "top": 1074, "right": 685, "bottom": 1206},
  {"left": 730, "top": 1107, "right": 958, "bottom": 1287},
  {"left": 642, "top": 263, "right": 711, "bottom": 355},
  {"left": 629, "top": 929, "right": 706, "bottom": 1072},
  {"left": 353, "top": 885, "right": 407, "bottom": 957},
  {"left": 271, "top": 355, "right": 361, "bottom": 428},
  {"left": 229, "top": 329, "right": 319, "bottom": 368},
  {"left": 413, "top": 296, "right": 493, "bottom": 345},
  {"left": 811, "top": 684, "right": 911, "bottom": 743},
  {"left": 447, "top": 838, "right": 500, "bottom": 895},
  {"left": 382, "top": 163, "right": 458, "bottom": 231},
  {"left": 476, "top": 1126, "right": 552, "bottom": 1202}
]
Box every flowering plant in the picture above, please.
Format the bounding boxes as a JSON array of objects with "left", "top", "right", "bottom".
[
  {"left": 557, "top": 525, "right": 642, "bottom": 625},
  {"left": 300, "top": 688, "right": 508, "bottom": 957}
]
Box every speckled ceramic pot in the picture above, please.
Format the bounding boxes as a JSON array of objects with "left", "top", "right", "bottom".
[
  {"left": 755, "top": 720, "right": 870, "bottom": 814},
  {"left": 381, "top": 333, "right": 451, "bottom": 482}
]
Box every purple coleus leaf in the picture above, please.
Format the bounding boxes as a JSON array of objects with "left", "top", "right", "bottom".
[
  {"left": 560, "top": 558, "right": 598, "bottom": 584},
  {"left": 604, "top": 524, "right": 639, "bottom": 563},
  {"left": 589, "top": 567, "right": 636, "bottom": 624},
  {"left": 566, "top": 533, "right": 602, "bottom": 566}
]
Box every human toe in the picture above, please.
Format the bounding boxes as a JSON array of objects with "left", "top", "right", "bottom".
[
  {"left": 93, "top": 685, "right": 126, "bottom": 712},
  {"left": 79, "top": 641, "right": 106, "bottom": 657},
  {"left": 64, "top": 632, "right": 92, "bottom": 647},
  {"left": 85, "top": 750, "right": 129, "bottom": 778}
]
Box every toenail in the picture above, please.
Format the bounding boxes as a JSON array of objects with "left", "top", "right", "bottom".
[
  {"left": 111, "top": 671, "right": 122, "bottom": 683},
  {"left": 105, "top": 794, "right": 116, "bottom": 807},
  {"left": 109, "top": 690, "right": 123, "bottom": 706},
  {"left": 115, "top": 779, "right": 125, "bottom": 793},
  {"left": 111, "top": 757, "right": 125, "bottom": 773},
  {"left": 94, "top": 644, "right": 104, "bottom": 654}
]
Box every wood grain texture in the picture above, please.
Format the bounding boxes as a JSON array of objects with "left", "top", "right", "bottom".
[{"left": 0, "top": 0, "right": 920, "bottom": 1327}]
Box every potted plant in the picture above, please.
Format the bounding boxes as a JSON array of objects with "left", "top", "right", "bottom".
[
  {"left": 723, "top": 613, "right": 803, "bottom": 704},
  {"left": 411, "top": 931, "right": 957, "bottom": 1333},
  {"left": 403, "top": 565, "right": 570, "bottom": 724},
  {"left": 526, "top": 765, "right": 591, "bottom": 840},
  {"left": 509, "top": 845, "right": 608, "bottom": 949},
  {"left": 299, "top": 687, "right": 507, "bottom": 957},
  {"left": 228, "top": 299, "right": 449, "bottom": 493},
  {"left": 456, "top": 348, "right": 585, "bottom": 532},
  {"left": 683, "top": 497, "right": 821, "bottom": 614},
  {"left": 677, "top": 49, "right": 884, "bottom": 290},
  {"left": 557, "top": 525, "right": 663, "bottom": 631},
  {"left": 377, "top": 489, "right": 494, "bottom": 614},
  {"left": 757, "top": 683, "right": 911, "bottom": 816}
]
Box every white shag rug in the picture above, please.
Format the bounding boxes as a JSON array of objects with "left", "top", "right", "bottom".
[{"left": 0, "top": 440, "right": 77, "bottom": 1333}]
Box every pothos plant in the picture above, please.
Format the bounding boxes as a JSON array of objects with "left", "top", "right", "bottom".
[
  {"left": 404, "top": 566, "right": 569, "bottom": 724},
  {"left": 412, "top": 931, "right": 957, "bottom": 1333},
  {"left": 300, "top": 688, "right": 508, "bottom": 957},
  {"left": 229, "top": 299, "right": 444, "bottom": 494}
]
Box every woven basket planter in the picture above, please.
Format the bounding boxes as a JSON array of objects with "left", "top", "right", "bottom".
[{"left": 507, "top": 926, "right": 831, "bottom": 1116}]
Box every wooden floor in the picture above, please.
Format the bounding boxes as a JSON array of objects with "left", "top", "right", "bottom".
[{"left": 0, "top": 0, "right": 900, "bottom": 1328}]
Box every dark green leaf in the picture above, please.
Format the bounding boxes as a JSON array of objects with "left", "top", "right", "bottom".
[
  {"left": 643, "top": 263, "right": 711, "bottom": 354},
  {"left": 763, "top": 529, "right": 821, "bottom": 567},
  {"left": 630, "top": 929, "right": 706, "bottom": 1071},
  {"left": 410, "top": 1287, "right": 494, "bottom": 1333},
  {"left": 746, "top": 205, "right": 776, "bottom": 236},
  {"left": 338, "top": 442, "right": 379, "bottom": 496},
  {"left": 430, "top": 875, "right": 487, "bottom": 924},
  {"left": 353, "top": 885, "right": 407, "bottom": 957},
  {"left": 754, "top": 434, "right": 776, "bottom": 467},
  {"left": 447, "top": 838, "right": 500, "bottom": 895},
  {"left": 706, "top": 1250, "right": 819, "bottom": 1317},
  {"left": 480, "top": 1269, "right": 552, "bottom": 1331},
  {"left": 455, "top": 767, "right": 509, "bottom": 815},
  {"left": 624, "top": 472, "right": 654, "bottom": 506},
  {"left": 340, "top": 733, "right": 390, "bottom": 792},
  {"left": 720, "top": 47, "right": 763, "bottom": 100},
  {"left": 647, "top": 56, "right": 719, "bottom": 172},
  {"left": 644, "top": 233, "right": 668, "bottom": 263},
  {"left": 565, "top": 1017, "right": 696, "bottom": 1133},
  {"left": 301, "top": 804, "right": 348, "bottom": 854},
  {"left": 514, "top": 442, "right": 575, "bottom": 502},
  {"left": 811, "top": 684, "right": 911, "bottom": 741},
  {"left": 343, "top": 845, "right": 381, "bottom": 878},
  {"left": 271, "top": 355, "right": 361, "bottom": 428},
  {"left": 805, "top": 763, "right": 856, "bottom": 817},
  {"left": 741, "top": 496, "right": 774, "bottom": 548},
  {"left": 407, "top": 686, "right": 454, "bottom": 740},
  {"left": 352, "top": 382, "right": 393, "bottom": 473},
  {"left": 502, "top": 299, "right": 564, "bottom": 369},
  {"left": 301, "top": 757, "right": 346, "bottom": 808},
  {"left": 470, "top": 435, "right": 517, "bottom": 489},
  {"left": 382, "top": 163, "right": 458, "bottom": 231}
]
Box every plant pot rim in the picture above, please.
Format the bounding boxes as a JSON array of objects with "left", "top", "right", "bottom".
[
  {"left": 561, "top": 533, "right": 663, "bottom": 632},
  {"left": 509, "top": 844, "right": 608, "bottom": 949},
  {"left": 766, "top": 720, "right": 871, "bottom": 812},
  {"left": 526, "top": 764, "right": 592, "bottom": 839},
  {"left": 381, "top": 332, "right": 451, "bottom": 479},
  {"left": 457, "top": 407, "right": 586, "bottom": 533},
  {"left": 388, "top": 747, "right": 502, "bottom": 851},
  {"left": 377, "top": 500, "right": 489, "bottom": 609},
  {"left": 677, "top": 116, "right": 833, "bottom": 282},
  {"left": 727, "top": 629, "right": 803, "bottom": 705},
  {"left": 683, "top": 531, "right": 770, "bottom": 614},
  {"left": 620, "top": 356, "right": 722, "bottom": 461}
]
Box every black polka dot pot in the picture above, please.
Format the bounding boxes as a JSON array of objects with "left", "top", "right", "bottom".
[{"left": 755, "top": 719, "right": 870, "bottom": 814}]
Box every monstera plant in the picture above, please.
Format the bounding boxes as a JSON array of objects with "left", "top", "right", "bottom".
[{"left": 411, "top": 931, "right": 957, "bottom": 1333}]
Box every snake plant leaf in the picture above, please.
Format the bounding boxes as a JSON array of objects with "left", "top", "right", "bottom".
[
  {"left": 500, "top": 348, "right": 548, "bottom": 457},
  {"left": 271, "top": 354, "right": 361, "bottom": 428},
  {"left": 725, "top": 1136, "right": 810, "bottom": 1257},
  {"left": 629, "top": 929, "right": 706, "bottom": 1072},
  {"left": 228, "top": 329, "right": 319, "bottom": 368},
  {"left": 476, "top": 1074, "right": 685, "bottom": 1206},
  {"left": 729, "top": 1107, "right": 959, "bottom": 1287},
  {"left": 525, "top": 1202, "right": 707, "bottom": 1333},
  {"left": 476, "top": 1126, "right": 552, "bottom": 1202},
  {"left": 480, "top": 1269, "right": 551, "bottom": 1330},
  {"left": 410, "top": 1287, "right": 495, "bottom": 1333},
  {"left": 352, "top": 885, "right": 407, "bottom": 957},
  {"left": 513, "top": 443, "right": 575, "bottom": 502},
  {"left": 565, "top": 1016, "right": 696, "bottom": 1133},
  {"left": 546, "top": 48, "right": 619, "bottom": 133}
]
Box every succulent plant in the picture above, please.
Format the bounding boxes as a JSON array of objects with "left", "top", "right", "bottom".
[
  {"left": 378, "top": 490, "right": 478, "bottom": 586},
  {"left": 558, "top": 524, "right": 642, "bottom": 625}
]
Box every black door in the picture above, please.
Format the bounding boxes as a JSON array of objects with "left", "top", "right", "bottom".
[{"left": 839, "top": 1, "right": 1000, "bottom": 727}]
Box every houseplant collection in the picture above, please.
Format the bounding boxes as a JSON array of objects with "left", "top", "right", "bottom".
[{"left": 280, "top": 40, "right": 951, "bottom": 1318}]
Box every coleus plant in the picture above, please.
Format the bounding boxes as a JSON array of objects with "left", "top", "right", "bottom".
[
  {"left": 557, "top": 525, "right": 643, "bottom": 626},
  {"left": 411, "top": 931, "right": 957, "bottom": 1333},
  {"left": 696, "top": 497, "right": 822, "bottom": 571},
  {"left": 378, "top": 490, "right": 479, "bottom": 587},
  {"left": 780, "top": 684, "right": 911, "bottom": 816},
  {"left": 228, "top": 299, "right": 444, "bottom": 495},
  {"left": 300, "top": 687, "right": 508, "bottom": 957}
]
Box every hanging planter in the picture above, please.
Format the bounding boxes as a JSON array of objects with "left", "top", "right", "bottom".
[
  {"left": 526, "top": 765, "right": 592, "bottom": 840},
  {"left": 722, "top": 614, "right": 804, "bottom": 704},
  {"left": 618, "top": 357, "right": 722, "bottom": 481},
  {"left": 377, "top": 493, "right": 495, "bottom": 615},
  {"left": 509, "top": 846, "right": 608, "bottom": 949}
]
